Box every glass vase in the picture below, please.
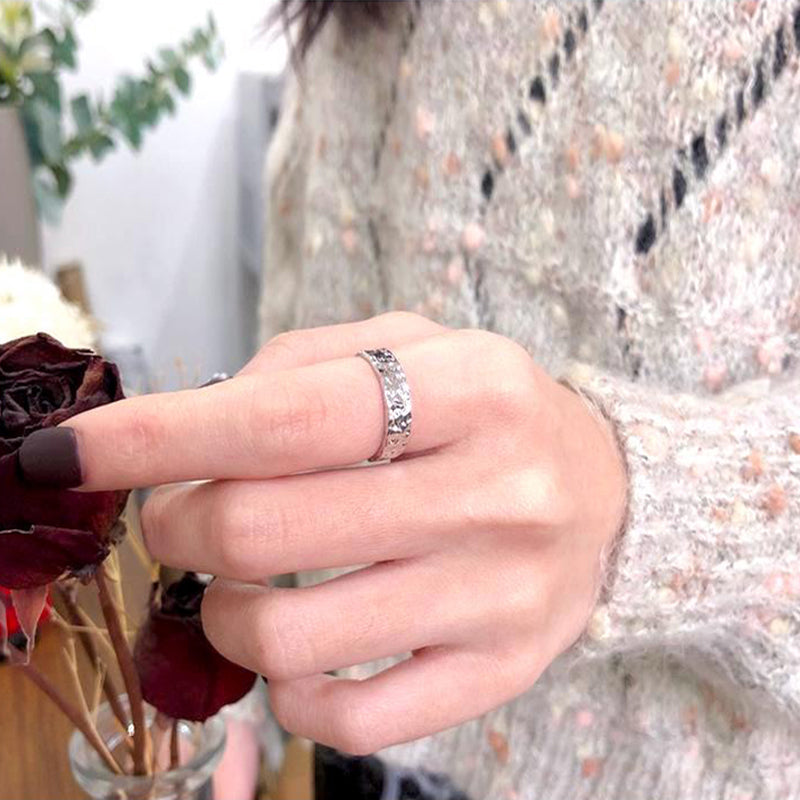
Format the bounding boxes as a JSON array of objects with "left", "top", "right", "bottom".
[{"left": 68, "top": 697, "right": 226, "bottom": 800}]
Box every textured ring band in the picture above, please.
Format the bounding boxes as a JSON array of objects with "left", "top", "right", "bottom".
[{"left": 357, "top": 348, "right": 412, "bottom": 462}]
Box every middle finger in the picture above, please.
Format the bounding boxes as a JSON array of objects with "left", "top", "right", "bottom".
[{"left": 142, "top": 452, "right": 471, "bottom": 580}]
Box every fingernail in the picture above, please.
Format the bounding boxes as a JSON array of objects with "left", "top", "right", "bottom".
[{"left": 18, "top": 427, "right": 83, "bottom": 488}]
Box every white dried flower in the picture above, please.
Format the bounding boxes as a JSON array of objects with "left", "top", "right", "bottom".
[{"left": 0, "top": 256, "right": 95, "bottom": 349}]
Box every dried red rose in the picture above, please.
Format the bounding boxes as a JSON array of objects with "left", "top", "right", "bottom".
[
  {"left": 134, "top": 573, "right": 258, "bottom": 722},
  {"left": 0, "top": 333, "right": 129, "bottom": 590},
  {"left": 0, "top": 586, "right": 51, "bottom": 652}
]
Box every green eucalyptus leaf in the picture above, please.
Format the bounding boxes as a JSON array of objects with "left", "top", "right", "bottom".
[
  {"left": 19, "top": 104, "right": 44, "bottom": 166},
  {"left": 61, "top": 134, "right": 85, "bottom": 159},
  {"left": 140, "top": 98, "right": 157, "bottom": 127},
  {"left": 201, "top": 48, "right": 221, "bottom": 70},
  {"left": 8, "top": 4, "right": 223, "bottom": 189},
  {"left": 109, "top": 98, "right": 142, "bottom": 148},
  {"left": 87, "top": 130, "right": 113, "bottom": 160},
  {"left": 158, "top": 47, "right": 178, "bottom": 69},
  {"left": 66, "top": 0, "right": 95, "bottom": 15},
  {"left": 173, "top": 66, "right": 190, "bottom": 95},
  {"left": 28, "top": 72, "right": 60, "bottom": 110},
  {"left": 33, "top": 170, "right": 63, "bottom": 224},
  {"left": 70, "top": 93, "right": 92, "bottom": 133},
  {"left": 128, "top": 125, "right": 142, "bottom": 149},
  {"left": 28, "top": 97, "right": 62, "bottom": 161},
  {"left": 51, "top": 27, "right": 78, "bottom": 69},
  {"left": 51, "top": 162, "right": 72, "bottom": 196}
]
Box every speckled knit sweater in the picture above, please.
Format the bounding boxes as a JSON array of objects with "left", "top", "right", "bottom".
[{"left": 260, "top": 1, "right": 800, "bottom": 797}]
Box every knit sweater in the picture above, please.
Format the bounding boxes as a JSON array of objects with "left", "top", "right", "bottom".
[{"left": 260, "top": 1, "right": 800, "bottom": 797}]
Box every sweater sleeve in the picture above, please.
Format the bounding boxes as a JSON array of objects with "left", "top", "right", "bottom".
[{"left": 565, "top": 362, "right": 800, "bottom": 711}]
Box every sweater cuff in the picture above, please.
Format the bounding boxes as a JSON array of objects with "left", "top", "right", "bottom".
[{"left": 561, "top": 363, "right": 800, "bottom": 671}]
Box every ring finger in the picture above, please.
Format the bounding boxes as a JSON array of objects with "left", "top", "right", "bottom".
[{"left": 201, "top": 551, "right": 488, "bottom": 681}]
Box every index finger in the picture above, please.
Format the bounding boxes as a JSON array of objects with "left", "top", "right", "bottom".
[{"left": 18, "top": 339, "right": 464, "bottom": 491}]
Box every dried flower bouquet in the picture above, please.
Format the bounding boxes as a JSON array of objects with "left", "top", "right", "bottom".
[{"left": 0, "top": 333, "right": 257, "bottom": 778}]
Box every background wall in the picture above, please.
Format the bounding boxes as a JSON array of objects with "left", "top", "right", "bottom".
[{"left": 41, "top": 0, "right": 286, "bottom": 391}]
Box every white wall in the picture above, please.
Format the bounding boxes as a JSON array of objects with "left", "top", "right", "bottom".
[{"left": 42, "top": 0, "right": 286, "bottom": 391}]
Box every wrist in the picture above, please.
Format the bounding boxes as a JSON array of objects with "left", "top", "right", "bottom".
[{"left": 556, "top": 377, "right": 629, "bottom": 553}]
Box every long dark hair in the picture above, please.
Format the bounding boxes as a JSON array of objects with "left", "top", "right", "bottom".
[{"left": 270, "top": 1, "right": 385, "bottom": 58}]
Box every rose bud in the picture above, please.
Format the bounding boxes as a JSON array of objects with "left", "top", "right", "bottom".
[
  {"left": 0, "top": 333, "right": 130, "bottom": 590},
  {"left": 134, "top": 573, "right": 258, "bottom": 722}
]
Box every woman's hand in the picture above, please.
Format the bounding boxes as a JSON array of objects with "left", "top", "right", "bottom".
[{"left": 32, "top": 313, "right": 627, "bottom": 754}]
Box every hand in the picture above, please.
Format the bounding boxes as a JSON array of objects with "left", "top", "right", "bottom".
[{"left": 52, "top": 313, "right": 628, "bottom": 754}]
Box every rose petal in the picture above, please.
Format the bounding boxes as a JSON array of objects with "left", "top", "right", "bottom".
[
  {"left": 134, "top": 575, "right": 257, "bottom": 721},
  {"left": 10, "top": 585, "right": 48, "bottom": 639},
  {"left": 0, "top": 333, "right": 92, "bottom": 374},
  {"left": 0, "top": 333, "right": 123, "bottom": 442},
  {"left": 0, "top": 451, "right": 128, "bottom": 544},
  {"left": 0, "top": 595, "right": 7, "bottom": 659},
  {"left": 0, "top": 525, "right": 109, "bottom": 589},
  {"left": 135, "top": 614, "right": 257, "bottom": 721},
  {"left": 10, "top": 585, "right": 48, "bottom": 662}
]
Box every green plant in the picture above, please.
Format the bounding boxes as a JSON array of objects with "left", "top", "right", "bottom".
[{"left": 0, "top": 1, "right": 223, "bottom": 220}]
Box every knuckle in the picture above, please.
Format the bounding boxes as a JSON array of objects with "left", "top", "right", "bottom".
[
  {"left": 222, "top": 498, "right": 299, "bottom": 577},
  {"left": 330, "top": 703, "right": 378, "bottom": 756},
  {"left": 140, "top": 489, "right": 170, "bottom": 559},
  {"left": 214, "top": 527, "right": 249, "bottom": 579},
  {"left": 498, "top": 465, "right": 574, "bottom": 530},
  {"left": 503, "top": 574, "right": 548, "bottom": 632},
  {"left": 213, "top": 494, "right": 263, "bottom": 578},
  {"left": 255, "top": 501, "right": 300, "bottom": 565},
  {"left": 121, "top": 404, "right": 168, "bottom": 475},
  {"left": 451, "top": 330, "right": 539, "bottom": 418},
  {"left": 450, "top": 327, "right": 501, "bottom": 357},
  {"left": 209, "top": 487, "right": 305, "bottom": 578},
  {"left": 248, "top": 375, "right": 330, "bottom": 455},
  {"left": 493, "top": 358, "right": 539, "bottom": 418},
  {"left": 488, "top": 641, "right": 546, "bottom": 692},
  {"left": 374, "top": 309, "right": 440, "bottom": 332},
  {"left": 451, "top": 327, "right": 524, "bottom": 358},
  {"left": 534, "top": 463, "right": 575, "bottom": 528},
  {"left": 490, "top": 375, "right": 535, "bottom": 421},
  {"left": 264, "top": 330, "right": 305, "bottom": 364},
  {"left": 251, "top": 601, "right": 291, "bottom": 679},
  {"left": 483, "top": 645, "right": 526, "bottom": 687},
  {"left": 199, "top": 583, "right": 225, "bottom": 644},
  {"left": 252, "top": 598, "right": 311, "bottom": 680},
  {"left": 267, "top": 682, "right": 297, "bottom": 732}
]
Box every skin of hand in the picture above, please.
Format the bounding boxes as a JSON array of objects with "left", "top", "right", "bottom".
[{"left": 60, "top": 312, "right": 628, "bottom": 755}]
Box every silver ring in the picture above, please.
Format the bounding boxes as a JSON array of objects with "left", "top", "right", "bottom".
[{"left": 357, "top": 348, "right": 412, "bottom": 462}]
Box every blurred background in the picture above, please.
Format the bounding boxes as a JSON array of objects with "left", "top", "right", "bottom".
[
  {"left": 1, "top": 0, "right": 287, "bottom": 390},
  {"left": 0, "top": 4, "right": 302, "bottom": 797}
]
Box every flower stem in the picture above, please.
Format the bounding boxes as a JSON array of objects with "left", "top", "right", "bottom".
[
  {"left": 95, "top": 564, "right": 150, "bottom": 775},
  {"left": 54, "top": 584, "right": 130, "bottom": 731},
  {"left": 18, "top": 662, "right": 122, "bottom": 775},
  {"left": 170, "top": 718, "right": 180, "bottom": 770}
]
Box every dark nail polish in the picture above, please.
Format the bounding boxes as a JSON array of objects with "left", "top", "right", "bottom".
[{"left": 18, "top": 427, "right": 83, "bottom": 488}]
